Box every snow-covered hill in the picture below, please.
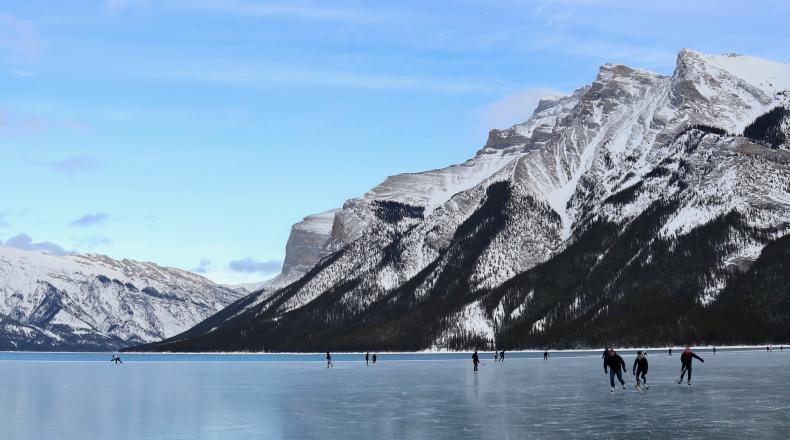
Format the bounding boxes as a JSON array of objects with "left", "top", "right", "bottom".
[
  {"left": 137, "top": 49, "right": 790, "bottom": 352},
  {"left": 0, "top": 246, "right": 244, "bottom": 350}
]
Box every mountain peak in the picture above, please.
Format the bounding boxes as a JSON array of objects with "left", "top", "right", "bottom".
[{"left": 675, "top": 48, "right": 790, "bottom": 95}]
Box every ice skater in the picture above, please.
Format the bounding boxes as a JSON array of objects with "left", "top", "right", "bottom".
[
  {"left": 499, "top": 350, "right": 505, "bottom": 362},
  {"left": 110, "top": 354, "right": 123, "bottom": 364},
  {"left": 365, "top": 352, "right": 369, "bottom": 366},
  {"left": 472, "top": 350, "right": 480, "bottom": 372},
  {"left": 604, "top": 348, "right": 627, "bottom": 392},
  {"left": 668, "top": 347, "right": 672, "bottom": 357},
  {"left": 543, "top": 350, "right": 549, "bottom": 361},
  {"left": 677, "top": 346, "right": 704, "bottom": 385},
  {"left": 712, "top": 346, "right": 716, "bottom": 355},
  {"left": 494, "top": 351, "right": 498, "bottom": 362},
  {"left": 632, "top": 351, "right": 648, "bottom": 389},
  {"left": 372, "top": 353, "right": 377, "bottom": 365},
  {"left": 326, "top": 351, "right": 333, "bottom": 368}
]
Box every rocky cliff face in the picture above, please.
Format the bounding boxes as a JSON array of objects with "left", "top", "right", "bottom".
[
  {"left": 136, "top": 50, "right": 790, "bottom": 352},
  {"left": 0, "top": 246, "right": 245, "bottom": 350}
]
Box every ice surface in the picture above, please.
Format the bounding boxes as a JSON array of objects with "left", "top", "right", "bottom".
[{"left": 1, "top": 350, "right": 788, "bottom": 439}]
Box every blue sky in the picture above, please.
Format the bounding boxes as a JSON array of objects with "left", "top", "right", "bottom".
[{"left": 1, "top": 0, "right": 788, "bottom": 284}]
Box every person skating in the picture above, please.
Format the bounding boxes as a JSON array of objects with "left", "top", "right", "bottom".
[
  {"left": 372, "top": 353, "right": 377, "bottom": 365},
  {"left": 712, "top": 346, "right": 716, "bottom": 355},
  {"left": 499, "top": 350, "right": 505, "bottom": 362},
  {"left": 472, "top": 350, "right": 480, "bottom": 372},
  {"left": 604, "top": 348, "right": 627, "bottom": 392},
  {"left": 110, "top": 354, "right": 122, "bottom": 365},
  {"left": 543, "top": 350, "right": 549, "bottom": 361},
  {"left": 365, "top": 352, "right": 369, "bottom": 366},
  {"left": 677, "top": 346, "right": 704, "bottom": 385},
  {"left": 326, "top": 351, "right": 333, "bottom": 368},
  {"left": 494, "top": 351, "right": 498, "bottom": 362},
  {"left": 632, "top": 351, "right": 648, "bottom": 389},
  {"left": 668, "top": 347, "right": 672, "bottom": 357}
]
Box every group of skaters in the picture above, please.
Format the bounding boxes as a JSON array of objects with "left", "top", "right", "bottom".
[
  {"left": 325, "top": 351, "right": 378, "bottom": 368},
  {"left": 471, "top": 346, "right": 710, "bottom": 392},
  {"left": 604, "top": 346, "right": 705, "bottom": 391}
]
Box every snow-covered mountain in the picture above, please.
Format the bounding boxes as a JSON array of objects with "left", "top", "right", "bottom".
[
  {"left": 0, "top": 246, "right": 245, "bottom": 350},
  {"left": 137, "top": 49, "right": 790, "bottom": 352}
]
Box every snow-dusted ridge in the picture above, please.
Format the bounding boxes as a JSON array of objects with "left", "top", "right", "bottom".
[{"left": 0, "top": 246, "right": 245, "bottom": 350}]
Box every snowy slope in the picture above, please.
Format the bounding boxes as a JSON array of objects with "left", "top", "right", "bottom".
[
  {"left": 0, "top": 246, "right": 244, "bottom": 350},
  {"left": 139, "top": 49, "right": 790, "bottom": 352}
]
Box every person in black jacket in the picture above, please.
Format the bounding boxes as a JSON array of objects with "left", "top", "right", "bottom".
[
  {"left": 326, "top": 351, "right": 333, "bottom": 368},
  {"left": 472, "top": 350, "right": 480, "bottom": 372},
  {"left": 604, "top": 348, "right": 627, "bottom": 391},
  {"left": 632, "top": 351, "right": 648, "bottom": 389},
  {"left": 677, "top": 346, "right": 704, "bottom": 385},
  {"left": 365, "top": 352, "right": 370, "bottom": 366}
]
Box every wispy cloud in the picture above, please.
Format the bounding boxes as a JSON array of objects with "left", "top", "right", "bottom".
[
  {"left": 192, "top": 258, "right": 212, "bottom": 274},
  {"left": 228, "top": 257, "right": 282, "bottom": 274},
  {"left": 0, "top": 14, "right": 42, "bottom": 63},
  {"left": 170, "top": 0, "right": 403, "bottom": 23},
  {"left": 70, "top": 212, "right": 110, "bottom": 227},
  {"left": 29, "top": 154, "right": 102, "bottom": 175},
  {"left": 105, "top": 0, "right": 151, "bottom": 11},
  {"left": 161, "top": 61, "right": 500, "bottom": 93},
  {"left": 0, "top": 106, "right": 87, "bottom": 133},
  {"left": 479, "top": 87, "right": 565, "bottom": 131},
  {"left": 73, "top": 235, "right": 113, "bottom": 249},
  {"left": 2, "top": 233, "right": 71, "bottom": 256}
]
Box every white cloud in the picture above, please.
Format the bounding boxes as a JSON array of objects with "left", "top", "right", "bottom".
[
  {"left": 0, "top": 14, "right": 42, "bottom": 63},
  {"left": 2, "top": 233, "right": 71, "bottom": 255},
  {"left": 479, "top": 88, "right": 565, "bottom": 130}
]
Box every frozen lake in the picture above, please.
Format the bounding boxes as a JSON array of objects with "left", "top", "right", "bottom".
[{"left": 1, "top": 349, "right": 788, "bottom": 439}]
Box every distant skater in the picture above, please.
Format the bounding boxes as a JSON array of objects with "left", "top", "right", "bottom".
[
  {"left": 668, "top": 348, "right": 673, "bottom": 357},
  {"left": 712, "top": 346, "right": 716, "bottom": 355},
  {"left": 372, "top": 353, "right": 377, "bottom": 365},
  {"left": 767, "top": 346, "right": 770, "bottom": 352},
  {"left": 326, "top": 351, "right": 333, "bottom": 368},
  {"left": 677, "top": 346, "right": 704, "bottom": 385},
  {"left": 543, "top": 350, "right": 549, "bottom": 361},
  {"left": 111, "top": 354, "right": 122, "bottom": 364},
  {"left": 604, "top": 349, "right": 627, "bottom": 392},
  {"left": 500, "top": 350, "right": 505, "bottom": 362},
  {"left": 365, "top": 352, "right": 369, "bottom": 366},
  {"left": 472, "top": 350, "right": 480, "bottom": 372},
  {"left": 632, "top": 351, "right": 648, "bottom": 389},
  {"left": 494, "top": 351, "right": 498, "bottom": 362}
]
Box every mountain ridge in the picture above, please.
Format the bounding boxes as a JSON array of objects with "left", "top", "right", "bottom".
[
  {"left": 127, "top": 49, "right": 790, "bottom": 352},
  {"left": 0, "top": 246, "right": 245, "bottom": 350}
]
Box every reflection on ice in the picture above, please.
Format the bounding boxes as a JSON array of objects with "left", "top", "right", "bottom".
[{"left": 1, "top": 350, "right": 788, "bottom": 439}]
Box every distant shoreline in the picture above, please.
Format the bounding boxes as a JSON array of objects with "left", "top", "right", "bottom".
[{"left": 1, "top": 344, "right": 786, "bottom": 355}]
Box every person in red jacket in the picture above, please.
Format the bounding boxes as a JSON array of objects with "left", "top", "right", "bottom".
[{"left": 677, "top": 346, "right": 704, "bottom": 385}]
